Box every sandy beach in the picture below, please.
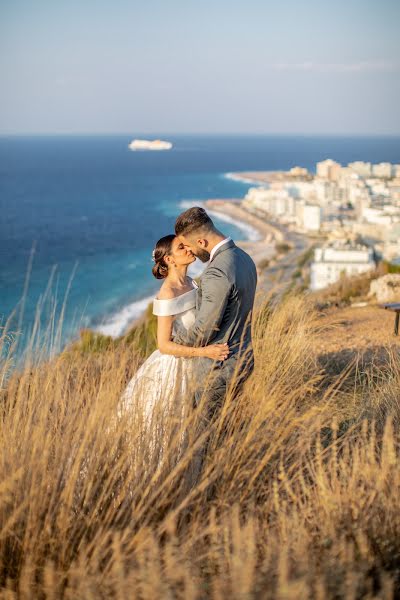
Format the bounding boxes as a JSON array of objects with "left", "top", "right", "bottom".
[
  {"left": 204, "top": 199, "right": 284, "bottom": 272},
  {"left": 226, "top": 171, "right": 313, "bottom": 185}
]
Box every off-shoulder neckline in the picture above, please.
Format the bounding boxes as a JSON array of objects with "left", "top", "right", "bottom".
[{"left": 155, "top": 280, "right": 198, "bottom": 302}]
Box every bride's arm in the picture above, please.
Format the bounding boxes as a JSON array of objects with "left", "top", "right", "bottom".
[{"left": 157, "top": 315, "right": 229, "bottom": 360}]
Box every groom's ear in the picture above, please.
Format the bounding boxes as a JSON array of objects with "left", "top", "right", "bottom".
[{"left": 197, "top": 238, "right": 208, "bottom": 248}]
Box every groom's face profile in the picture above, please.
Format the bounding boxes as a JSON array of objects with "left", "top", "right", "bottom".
[{"left": 178, "top": 234, "right": 210, "bottom": 263}]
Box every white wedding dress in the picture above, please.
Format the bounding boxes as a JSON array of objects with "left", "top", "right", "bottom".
[{"left": 118, "top": 282, "right": 198, "bottom": 427}]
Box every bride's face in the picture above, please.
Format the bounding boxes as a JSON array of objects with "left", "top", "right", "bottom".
[
  {"left": 169, "top": 237, "right": 196, "bottom": 266},
  {"left": 177, "top": 234, "right": 210, "bottom": 263}
]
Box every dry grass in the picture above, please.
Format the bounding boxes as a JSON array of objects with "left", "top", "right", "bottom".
[{"left": 1, "top": 292, "right": 400, "bottom": 599}]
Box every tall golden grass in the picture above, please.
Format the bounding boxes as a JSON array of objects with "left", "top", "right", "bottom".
[{"left": 1, "top": 291, "right": 399, "bottom": 599}]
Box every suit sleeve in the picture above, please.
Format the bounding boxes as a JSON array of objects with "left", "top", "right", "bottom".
[{"left": 173, "top": 266, "right": 231, "bottom": 346}]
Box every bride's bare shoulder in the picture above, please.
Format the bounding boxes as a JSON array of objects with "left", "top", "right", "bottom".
[{"left": 156, "top": 283, "right": 176, "bottom": 301}]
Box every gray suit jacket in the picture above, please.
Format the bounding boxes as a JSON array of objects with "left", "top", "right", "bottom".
[{"left": 173, "top": 239, "right": 257, "bottom": 389}]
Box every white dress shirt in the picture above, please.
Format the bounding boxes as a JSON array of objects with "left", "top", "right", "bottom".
[{"left": 209, "top": 237, "right": 232, "bottom": 263}]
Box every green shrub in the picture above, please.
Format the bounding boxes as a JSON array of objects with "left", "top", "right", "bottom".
[
  {"left": 382, "top": 260, "right": 400, "bottom": 274},
  {"left": 123, "top": 303, "right": 157, "bottom": 357}
]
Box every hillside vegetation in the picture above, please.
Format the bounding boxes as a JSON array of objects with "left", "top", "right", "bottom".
[{"left": 1, "top": 280, "right": 400, "bottom": 598}]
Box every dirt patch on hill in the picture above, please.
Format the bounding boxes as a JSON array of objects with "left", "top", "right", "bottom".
[
  {"left": 312, "top": 304, "right": 400, "bottom": 389},
  {"left": 314, "top": 304, "right": 400, "bottom": 354}
]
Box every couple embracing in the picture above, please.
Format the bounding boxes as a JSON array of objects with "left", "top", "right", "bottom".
[{"left": 119, "top": 206, "right": 257, "bottom": 441}]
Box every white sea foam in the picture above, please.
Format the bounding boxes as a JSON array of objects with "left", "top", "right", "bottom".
[
  {"left": 224, "top": 172, "right": 263, "bottom": 185},
  {"left": 207, "top": 209, "right": 262, "bottom": 241},
  {"left": 94, "top": 294, "right": 154, "bottom": 338}
]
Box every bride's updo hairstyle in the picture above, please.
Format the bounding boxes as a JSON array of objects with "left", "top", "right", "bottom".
[{"left": 152, "top": 234, "right": 175, "bottom": 279}]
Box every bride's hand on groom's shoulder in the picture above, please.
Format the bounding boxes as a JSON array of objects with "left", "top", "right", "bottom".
[{"left": 201, "top": 343, "right": 229, "bottom": 361}]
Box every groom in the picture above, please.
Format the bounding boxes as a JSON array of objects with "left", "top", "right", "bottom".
[{"left": 173, "top": 206, "right": 257, "bottom": 412}]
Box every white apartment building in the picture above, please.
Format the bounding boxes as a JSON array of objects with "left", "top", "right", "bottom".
[
  {"left": 365, "top": 179, "right": 391, "bottom": 198},
  {"left": 337, "top": 171, "right": 361, "bottom": 203},
  {"left": 348, "top": 161, "right": 372, "bottom": 177},
  {"left": 245, "top": 186, "right": 321, "bottom": 230},
  {"left": 289, "top": 166, "right": 309, "bottom": 177},
  {"left": 372, "top": 162, "right": 393, "bottom": 178},
  {"left": 302, "top": 204, "right": 321, "bottom": 231},
  {"left": 362, "top": 206, "right": 400, "bottom": 226},
  {"left": 316, "top": 159, "right": 342, "bottom": 181},
  {"left": 245, "top": 187, "right": 289, "bottom": 213},
  {"left": 244, "top": 187, "right": 298, "bottom": 220},
  {"left": 293, "top": 200, "right": 320, "bottom": 231},
  {"left": 339, "top": 167, "right": 353, "bottom": 180},
  {"left": 285, "top": 181, "right": 317, "bottom": 201},
  {"left": 245, "top": 186, "right": 270, "bottom": 206},
  {"left": 349, "top": 161, "right": 373, "bottom": 177},
  {"left": 310, "top": 241, "right": 375, "bottom": 290},
  {"left": 348, "top": 179, "right": 368, "bottom": 202},
  {"left": 388, "top": 179, "right": 400, "bottom": 202},
  {"left": 353, "top": 194, "right": 371, "bottom": 220},
  {"left": 313, "top": 179, "right": 339, "bottom": 205},
  {"left": 383, "top": 223, "right": 400, "bottom": 262}
]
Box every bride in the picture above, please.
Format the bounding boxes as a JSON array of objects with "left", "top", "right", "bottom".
[{"left": 118, "top": 234, "right": 229, "bottom": 430}]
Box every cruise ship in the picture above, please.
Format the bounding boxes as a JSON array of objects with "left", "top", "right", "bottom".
[{"left": 128, "top": 139, "right": 173, "bottom": 151}]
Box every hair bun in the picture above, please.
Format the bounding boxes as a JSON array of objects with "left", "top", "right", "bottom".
[
  {"left": 151, "top": 234, "right": 175, "bottom": 279},
  {"left": 152, "top": 261, "right": 168, "bottom": 280}
]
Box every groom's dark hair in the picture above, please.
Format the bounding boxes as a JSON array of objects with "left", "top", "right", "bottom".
[{"left": 175, "top": 206, "right": 216, "bottom": 236}]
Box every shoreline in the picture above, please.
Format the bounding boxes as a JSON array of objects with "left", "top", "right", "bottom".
[
  {"left": 225, "top": 170, "right": 313, "bottom": 185},
  {"left": 224, "top": 172, "right": 265, "bottom": 185},
  {"left": 179, "top": 198, "right": 263, "bottom": 243},
  {"left": 204, "top": 198, "right": 283, "bottom": 271},
  {"left": 224, "top": 171, "right": 277, "bottom": 185}
]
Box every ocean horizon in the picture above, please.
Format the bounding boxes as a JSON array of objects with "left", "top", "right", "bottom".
[{"left": 1, "top": 134, "right": 399, "bottom": 359}]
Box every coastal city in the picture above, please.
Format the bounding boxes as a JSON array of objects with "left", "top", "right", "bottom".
[{"left": 230, "top": 159, "right": 400, "bottom": 291}]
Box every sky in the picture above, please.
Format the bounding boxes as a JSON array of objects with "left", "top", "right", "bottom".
[{"left": 1, "top": 0, "right": 399, "bottom": 135}]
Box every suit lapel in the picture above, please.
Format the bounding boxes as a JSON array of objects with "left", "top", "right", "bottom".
[
  {"left": 196, "top": 240, "right": 235, "bottom": 310},
  {"left": 200, "top": 239, "right": 235, "bottom": 278},
  {"left": 212, "top": 238, "right": 235, "bottom": 261}
]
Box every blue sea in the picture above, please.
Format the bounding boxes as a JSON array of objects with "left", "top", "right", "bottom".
[{"left": 1, "top": 134, "right": 399, "bottom": 358}]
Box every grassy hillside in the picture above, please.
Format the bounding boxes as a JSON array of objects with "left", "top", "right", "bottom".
[{"left": 1, "top": 287, "right": 399, "bottom": 598}]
